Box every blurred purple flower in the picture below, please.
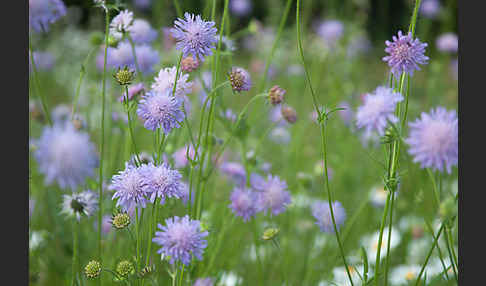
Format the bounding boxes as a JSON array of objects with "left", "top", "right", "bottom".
[
  {"left": 436, "top": 33, "right": 458, "bottom": 53},
  {"left": 311, "top": 200, "right": 346, "bottom": 233},
  {"left": 29, "top": 0, "right": 67, "bottom": 33},
  {"left": 229, "top": 0, "right": 252, "bottom": 17},
  {"left": 228, "top": 187, "right": 260, "bottom": 222}
]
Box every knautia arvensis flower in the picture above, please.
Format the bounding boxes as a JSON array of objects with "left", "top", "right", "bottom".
[
  {"left": 152, "top": 215, "right": 209, "bottom": 266},
  {"left": 29, "top": 0, "right": 67, "bottom": 33},
  {"left": 116, "top": 260, "right": 135, "bottom": 277},
  {"left": 111, "top": 211, "right": 131, "bottom": 230},
  {"left": 109, "top": 10, "right": 134, "bottom": 40},
  {"left": 268, "top": 85, "right": 286, "bottom": 105},
  {"left": 228, "top": 187, "right": 260, "bottom": 222},
  {"left": 311, "top": 200, "right": 346, "bottom": 233},
  {"left": 383, "top": 30, "right": 429, "bottom": 76},
  {"left": 170, "top": 13, "right": 218, "bottom": 62},
  {"left": 110, "top": 162, "right": 150, "bottom": 212},
  {"left": 228, "top": 66, "right": 252, "bottom": 92},
  {"left": 181, "top": 56, "right": 200, "bottom": 72},
  {"left": 138, "top": 162, "right": 185, "bottom": 204},
  {"left": 113, "top": 66, "right": 136, "bottom": 86},
  {"left": 151, "top": 66, "right": 193, "bottom": 97},
  {"left": 256, "top": 175, "right": 291, "bottom": 216},
  {"left": 136, "top": 89, "right": 185, "bottom": 133},
  {"left": 84, "top": 260, "right": 102, "bottom": 279},
  {"left": 61, "top": 190, "right": 98, "bottom": 221}
]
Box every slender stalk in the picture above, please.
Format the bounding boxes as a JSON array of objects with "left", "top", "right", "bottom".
[
  {"left": 414, "top": 223, "right": 445, "bottom": 286},
  {"left": 374, "top": 191, "right": 392, "bottom": 284},
  {"left": 72, "top": 46, "right": 97, "bottom": 120},
  {"left": 445, "top": 225, "right": 458, "bottom": 274},
  {"left": 173, "top": 0, "right": 183, "bottom": 18},
  {"left": 427, "top": 168, "right": 441, "bottom": 207},
  {"left": 178, "top": 264, "right": 185, "bottom": 286},
  {"left": 296, "top": 0, "right": 354, "bottom": 284},
  {"left": 71, "top": 220, "right": 78, "bottom": 286},
  {"left": 135, "top": 207, "right": 141, "bottom": 273},
  {"left": 124, "top": 86, "right": 141, "bottom": 165},
  {"left": 424, "top": 220, "right": 450, "bottom": 281},
  {"left": 145, "top": 198, "right": 159, "bottom": 267},
  {"left": 383, "top": 190, "right": 396, "bottom": 285},
  {"left": 29, "top": 35, "right": 52, "bottom": 126},
  {"left": 126, "top": 34, "right": 144, "bottom": 83},
  {"left": 444, "top": 227, "right": 458, "bottom": 282},
  {"left": 98, "top": 8, "right": 110, "bottom": 269}
]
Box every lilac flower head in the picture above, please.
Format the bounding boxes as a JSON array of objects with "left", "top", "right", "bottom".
[
  {"left": 152, "top": 215, "right": 209, "bottom": 265},
  {"left": 110, "top": 163, "right": 150, "bottom": 211},
  {"left": 250, "top": 173, "right": 266, "bottom": 190},
  {"left": 128, "top": 19, "right": 158, "bottom": 44},
  {"left": 228, "top": 187, "right": 260, "bottom": 222},
  {"left": 29, "top": 0, "right": 67, "bottom": 33},
  {"left": 193, "top": 278, "right": 214, "bottom": 286},
  {"left": 229, "top": 0, "right": 252, "bottom": 17},
  {"left": 316, "top": 20, "right": 344, "bottom": 48},
  {"left": 356, "top": 86, "right": 404, "bottom": 136},
  {"left": 139, "top": 162, "right": 185, "bottom": 203},
  {"left": 135, "top": 45, "right": 160, "bottom": 74},
  {"left": 435, "top": 33, "right": 458, "bottom": 53},
  {"left": 229, "top": 66, "right": 252, "bottom": 92},
  {"left": 34, "top": 122, "right": 98, "bottom": 189},
  {"left": 61, "top": 190, "right": 98, "bottom": 221},
  {"left": 172, "top": 144, "right": 197, "bottom": 168},
  {"left": 420, "top": 0, "right": 441, "bottom": 19},
  {"left": 311, "top": 200, "right": 346, "bottom": 233},
  {"left": 337, "top": 101, "right": 354, "bottom": 126},
  {"left": 109, "top": 10, "right": 134, "bottom": 39},
  {"left": 220, "top": 162, "right": 247, "bottom": 186},
  {"left": 258, "top": 175, "right": 291, "bottom": 216},
  {"left": 405, "top": 107, "right": 458, "bottom": 173},
  {"left": 109, "top": 41, "right": 135, "bottom": 68},
  {"left": 133, "top": 0, "right": 151, "bottom": 10},
  {"left": 30, "top": 51, "right": 55, "bottom": 72},
  {"left": 152, "top": 66, "right": 193, "bottom": 97},
  {"left": 170, "top": 13, "right": 218, "bottom": 61},
  {"left": 383, "top": 31, "right": 429, "bottom": 76},
  {"left": 137, "top": 89, "right": 185, "bottom": 133}
]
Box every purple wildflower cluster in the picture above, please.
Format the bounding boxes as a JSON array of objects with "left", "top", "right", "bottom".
[
  {"left": 29, "top": 0, "right": 67, "bottom": 33},
  {"left": 137, "top": 89, "right": 185, "bottom": 133},
  {"left": 311, "top": 200, "right": 347, "bottom": 233}
]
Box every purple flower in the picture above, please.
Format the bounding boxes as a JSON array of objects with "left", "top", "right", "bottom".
[
  {"left": 311, "top": 200, "right": 346, "bottom": 233},
  {"left": 30, "top": 51, "right": 55, "bottom": 72},
  {"left": 220, "top": 162, "right": 246, "bottom": 186},
  {"left": 151, "top": 66, "right": 193, "bottom": 97},
  {"left": 405, "top": 107, "right": 458, "bottom": 173},
  {"left": 170, "top": 13, "right": 218, "bottom": 62},
  {"left": 137, "top": 89, "right": 185, "bottom": 133},
  {"left": 133, "top": 0, "right": 151, "bottom": 10},
  {"left": 229, "top": 66, "right": 252, "bottom": 92},
  {"left": 257, "top": 175, "right": 291, "bottom": 216},
  {"left": 128, "top": 19, "right": 158, "bottom": 44},
  {"left": 316, "top": 20, "right": 344, "bottom": 48},
  {"left": 61, "top": 190, "right": 98, "bottom": 221},
  {"left": 34, "top": 122, "right": 98, "bottom": 190},
  {"left": 356, "top": 86, "right": 404, "bottom": 136},
  {"left": 250, "top": 173, "right": 266, "bottom": 190},
  {"left": 383, "top": 31, "right": 429, "bottom": 76},
  {"left": 135, "top": 45, "right": 160, "bottom": 74},
  {"left": 193, "top": 278, "right": 214, "bottom": 286},
  {"left": 109, "top": 10, "right": 134, "bottom": 39},
  {"left": 229, "top": 0, "right": 252, "bottom": 17},
  {"left": 172, "top": 144, "right": 197, "bottom": 168},
  {"left": 110, "top": 163, "right": 150, "bottom": 212},
  {"left": 435, "top": 33, "right": 458, "bottom": 53},
  {"left": 337, "top": 101, "right": 354, "bottom": 126},
  {"left": 270, "top": 106, "right": 289, "bottom": 127},
  {"left": 29, "top": 0, "right": 67, "bottom": 33},
  {"left": 139, "top": 163, "right": 185, "bottom": 203},
  {"left": 152, "top": 215, "right": 209, "bottom": 265},
  {"left": 420, "top": 0, "right": 441, "bottom": 19},
  {"left": 228, "top": 187, "right": 260, "bottom": 222}
]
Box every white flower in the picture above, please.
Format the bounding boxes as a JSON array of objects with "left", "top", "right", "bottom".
[
  {"left": 218, "top": 271, "right": 241, "bottom": 286},
  {"left": 362, "top": 227, "right": 401, "bottom": 263},
  {"left": 389, "top": 264, "right": 421, "bottom": 285},
  {"left": 30, "top": 230, "right": 49, "bottom": 251},
  {"left": 109, "top": 10, "right": 134, "bottom": 39},
  {"left": 369, "top": 186, "right": 388, "bottom": 208}
]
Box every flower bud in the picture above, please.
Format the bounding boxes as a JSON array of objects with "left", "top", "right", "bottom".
[
  {"left": 116, "top": 260, "right": 135, "bottom": 278},
  {"left": 113, "top": 66, "right": 136, "bottom": 86},
  {"left": 268, "top": 85, "right": 286, "bottom": 105},
  {"left": 281, "top": 105, "right": 297, "bottom": 124},
  {"left": 84, "top": 260, "right": 102, "bottom": 279},
  {"left": 262, "top": 228, "right": 280, "bottom": 240},
  {"left": 181, "top": 56, "right": 200, "bottom": 72}
]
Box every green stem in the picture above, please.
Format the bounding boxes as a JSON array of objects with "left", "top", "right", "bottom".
[
  {"left": 126, "top": 34, "right": 144, "bottom": 83},
  {"left": 72, "top": 46, "right": 97, "bottom": 120},
  {"left": 135, "top": 207, "right": 141, "bottom": 273},
  {"left": 173, "top": 0, "right": 183, "bottom": 17},
  {"left": 383, "top": 191, "right": 396, "bottom": 285},
  {"left": 427, "top": 168, "right": 441, "bottom": 207},
  {"left": 374, "top": 192, "right": 392, "bottom": 285},
  {"left": 414, "top": 223, "right": 445, "bottom": 286},
  {"left": 72, "top": 220, "right": 78, "bottom": 286},
  {"left": 98, "top": 8, "right": 110, "bottom": 268},
  {"left": 145, "top": 198, "right": 159, "bottom": 267},
  {"left": 444, "top": 227, "right": 458, "bottom": 282},
  {"left": 424, "top": 220, "right": 450, "bottom": 281},
  {"left": 446, "top": 225, "right": 458, "bottom": 274},
  {"left": 29, "top": 35, "right": 52, "bottom": 126},
  {"left": 124, "top": 86, "right": 141, "bottom": 166}
]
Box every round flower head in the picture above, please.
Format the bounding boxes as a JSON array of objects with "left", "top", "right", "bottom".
[
  {"left": 139, "top": 162, "right": 185, "bottom": 204},
  {"left": 405, "top": 107, "right": 458, "bottom": 173},
  {"left": 137, "top": 89, "right": 185, "bottom": 133},
  {"left": 356, "top": 86, "right": 404, "bottom": 136},
  {"left": 61, "top": 190, "right": 98, "bottom": 221},
  {"left": 84, "top": 260, "right": 102, "bottom": 279},
  {"left": 109, "top": 10, "right": 134, "bottom": 40},
  {"left": 111, "top": 211, "right": 131, "bottom": 229},
  {"left": 116, "top": 260, "right": 135, "bottom": 277},
  {"left": 420, "top": 0, "right": 441, "bottom": 19},
  {"left": 228, "top": 187, "right": 260, "bottom": 222},
  {"left": 311, "top": 200, "right": 346, "bottom": 233},
  {"left": 110, "top": 163, "right": 150, "bottom": 212},
  {"left": 229, "top": 0, "right": 252, "bottom": 17},
  {"left": 258, "top": 175, "right": 291, "bottom": 216},
  {"left": 30, "top": 51, "right": 55, "bottom": 72},
  {"left": 229, "top": 67, "right": 252, "bottom": 92},
  {"left": 435, "top": 33, "right": 458, "bottom": 53},
  {"left": 193, "top": 278, "right": 214, "bottom": 286},
  {"left": 220, "top": 161, "right": 247, "bottom": 186},
  {"left": 151, "top": 66, "right": 193, "bottom": 97},
  {"left": 128, "top": 19, "right": 158, "bottom": 44},
  {"left": 109, "top": 41, "right": 135, "bottom": 69},
  {"left": 281, "top": 105, "right": 298, "bottom": 124},
  {"left": 181, "top": 56, "right": 200, "bottom": 72},
  {"left": 316, "top": 20, "right": 344, "bottom": 48},
  {"left": 29, "top": 0, "right": 67, "bottom": 33},
  {"left": 135, "top": 45, "right": 160, "bottom": 75},
  {"left": 383, "top": 30, "right": 429, "bottom": 76},
  {"left": 170, "top": 13, "right": 218, "bottom": 62},
  {"left": 268, "top": 85, "right": 286, "bottom": 106},
  {"left": 34, "top": 122, "right": 98, "bottom": 189},
  {"left": 152, "top": 215, "right": 209, "bottom": 266}
]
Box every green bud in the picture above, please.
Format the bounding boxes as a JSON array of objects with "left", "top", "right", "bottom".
[
  {"left": 111, "top": 212, "right": 130, "bottom": 229},
  {"left": 262, "top": 228, "right": 279, "bottom": 240},
  {"left": 84, "top": 260, "right": 102, "bottom": 279},
  {"left": 113, "top": 66, "right": 135, "bottom": 86},
  {"left": 116, "top": 260, "right": 135, "bottom": 278}
]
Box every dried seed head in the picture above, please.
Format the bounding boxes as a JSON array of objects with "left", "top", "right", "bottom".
[
  {"left": 268, "top": 85, "right": 286, "bottom": 105},
  {"left": 111, "top": 212, "right": 131, "bottom": 229},
  {"left": 181, "top": 56, "right": 200, "bottom": 72},
  {"left": 84, "top": 260, "right": 102, "bottom": 279},
  {"left": 228, "top": 67, "right": 251, "bottom": 92},
  {"left": 113, "top": 66, "right": 135, "bottom": 86},
  {"left": 281, "top": 105, "right": 297, "bottom": 124}
]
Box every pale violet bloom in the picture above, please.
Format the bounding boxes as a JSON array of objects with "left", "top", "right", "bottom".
[
  {"left": 151, "top": 66, "right": 193, "bottom": 97},
  {"left": 109, "top": 10, "right": 134, "bottom": 39}
]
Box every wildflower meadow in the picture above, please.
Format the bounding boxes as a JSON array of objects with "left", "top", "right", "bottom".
[{"left": 29, "top": 0, "right": 458, "bottom": 285}]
